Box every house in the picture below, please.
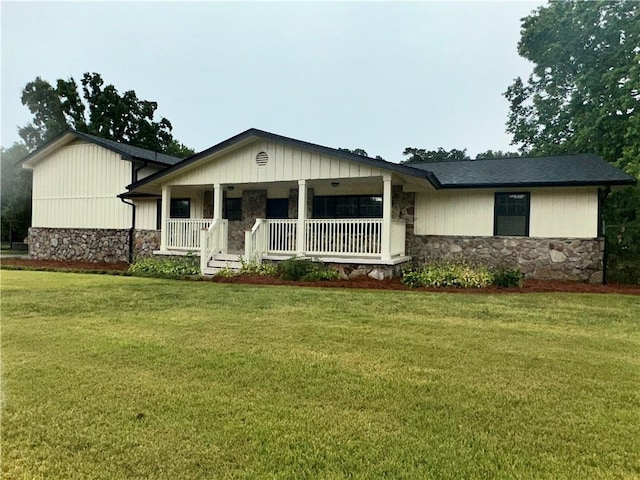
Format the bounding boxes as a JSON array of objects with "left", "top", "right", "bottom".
[{"left": 23, "top": 128, "right": 636, "bottom": 282}]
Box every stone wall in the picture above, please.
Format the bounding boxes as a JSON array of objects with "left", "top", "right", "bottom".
[
  {"left": 228, "top": 190, "right": 267, "bottom": 252},
  {"left": 133, "top": 229, "right": 160, "bottom": 259},
  {"left": 406, "top": 235, "right": 604, "bottom": 283},
  {"left": 28, "top": 227, "right": 129, "bottom": 263}
]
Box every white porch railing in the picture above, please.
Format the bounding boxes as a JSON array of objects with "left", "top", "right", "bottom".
[
  {"left": 244, "top": 218, "right": 268, "bottom": 262},
  {"left": 305, "top": 218, "right": 383, "bottom": 257},
  {"left": 263, "top": 218, "right": 387, "bottom": 257},
  {"left": 200, "top": 219, "right": 228, "bottom": 272},
  {"left": 267, "top": 219, "right": 297, "bottom": 254},
  {"left": 167, "top": 218, "right": 213, "bottom": 250}
]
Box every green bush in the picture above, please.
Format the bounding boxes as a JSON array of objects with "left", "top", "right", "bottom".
[
  {"left": 277, "top": 257, "right": 338, "bottom": 282},
  {"left": 492, "top": 268, "right": 525, "bottom": 288},
  {"left": 239, "top": 258, "right": 279, "bottom": 277},
  {"left": 129, "top": 255, "right": 200, "bottom": 278},
  {"left": 402, "top": 262, "right": 493, "bottom": 288}
]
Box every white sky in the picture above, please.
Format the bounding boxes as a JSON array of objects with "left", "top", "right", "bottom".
[{"left": 1, "top": 1, "right": 542, "bottom": 162}]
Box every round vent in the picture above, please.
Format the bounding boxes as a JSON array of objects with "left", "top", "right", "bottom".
[{"left": 256, "top": 151, "right": 269, "bottom": 166}]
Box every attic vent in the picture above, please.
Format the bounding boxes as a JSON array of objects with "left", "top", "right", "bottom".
[{"left": 256, "top": 151, "right": 269, "bottom": 166}]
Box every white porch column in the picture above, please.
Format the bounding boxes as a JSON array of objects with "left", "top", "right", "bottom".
[
  {"left": 160, "top": 184, "right": 171, "bottom": 251},
  {"left": 296, "top": 179, "right": 307, "bottom": 255},
  {"left": 213, "top": 183, "right": 223, "bottom": 220},
  {"left": 381, "top": 175, "right": 392, "bottom": 261}
]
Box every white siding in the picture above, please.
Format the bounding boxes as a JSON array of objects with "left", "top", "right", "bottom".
[
  {"left": 166, "top": 141, "right": 385, "bottom": 186},
  {"left": 31, "top": 144, "right": 132, "bottom": 228},
  {"left": 414, "top": 187, "right": 599, "bottom": 238},
  {"left": 530, "top": 188, "right": 598, "bottom": 238},
  {"left": 414, "top": 191, "right": 494, "bottom": 236},
  {"left": 137, "top": 165, "right": 164, "bottom": 181},
  {"left": 135, "top": 199, "right": 158, "bottom": 230}
]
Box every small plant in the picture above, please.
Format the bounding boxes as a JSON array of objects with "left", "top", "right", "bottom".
[
  {"left": 402, "top": 261, "right": 493, "bottom": 288},
  {"left": 492, "top": 268, "right": 525, "bottom": 288},
  {"left": 214, "top": 267, "right": 237, "bottom": 278},
  {"left": 239, "top": 258, "right": 278, "bottom": 277},
  {"left": 277, "top": 256, "right": 338, "bottom": 282},
  {"left": 129, "top": 255, "right": 200, "bottom": 278}
]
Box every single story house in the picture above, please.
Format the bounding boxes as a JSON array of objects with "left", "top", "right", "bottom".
[{"left": 22, "top": 128, "right": 636, "bottom": 282}]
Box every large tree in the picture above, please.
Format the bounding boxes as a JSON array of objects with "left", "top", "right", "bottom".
[
  {"left": 19, "top": 72, "right": 195, "bottom": 157},
  {"left": 504, "top": 0, "right": 639, "bottom": 174},
  {"left": 1, "top": 143, "right": 31, "bottom": 243}
]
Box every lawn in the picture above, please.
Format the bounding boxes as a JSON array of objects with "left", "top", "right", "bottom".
[{"left": 1, "top": 271, "right": 639, "bottom": 479}]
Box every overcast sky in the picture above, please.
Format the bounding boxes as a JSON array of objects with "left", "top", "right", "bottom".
[{"left": 1, "top": 1, "right": 542, "bottom": 162}]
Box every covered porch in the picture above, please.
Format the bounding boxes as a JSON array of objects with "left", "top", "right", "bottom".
[{"left": 157, "top": 175, "right": 409, "bottom": 273}]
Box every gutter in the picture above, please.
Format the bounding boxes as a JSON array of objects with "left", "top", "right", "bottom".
[
  {"left": 599, "top": 186, "right": 611, "bottom": 284},
  {"left": 120, "top": 160, "right": 149, "bottom": 263}
]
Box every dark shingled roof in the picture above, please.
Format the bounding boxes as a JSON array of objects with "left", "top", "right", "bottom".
[
  {"left": 19, "top": 129, "right": 183, "bottom": 167},
  {"left": 72, "top": 131, "right": 183, "bottom": 166},
  {"left": 408, "top": 154, "right": 636, "bottom": 188}
]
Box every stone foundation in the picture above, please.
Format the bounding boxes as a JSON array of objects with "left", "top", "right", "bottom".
[
  {"left": 406, "top": 234, "right": 604, "bottom": 283},
  {"left": 28, "top": 227, "right": 130, "bottom": 263},
  {"left": 133, "top": 229, "right": 160, "bottom": 260}
]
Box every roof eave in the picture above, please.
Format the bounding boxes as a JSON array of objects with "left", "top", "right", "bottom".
[
  {"left": 437, "top": 179, "right": 637, "bottom": 189},
  {"left": 124, "top": 128, "right": 442, "bottom": 192}
]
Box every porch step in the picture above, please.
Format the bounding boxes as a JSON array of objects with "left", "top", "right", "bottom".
[{"left": 203, "top": 253, "right": 244, "bottom": 275}]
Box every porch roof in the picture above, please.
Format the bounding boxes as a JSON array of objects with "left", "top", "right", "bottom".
[{"left": 122, "top": 128, "right": 442, "bottom": 194}]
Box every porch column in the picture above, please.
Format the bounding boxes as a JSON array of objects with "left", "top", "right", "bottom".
[
  {"left": 296, "top": 179, "right": 307, "bottom": 255},
  {"left": 213, "top": 183, "right": 223, "bottom": 220},
  {"left": 381, "top": 175, "right": 392, "bottom": 261},
  {"left": 160, "top": 184, "right": 171, "bottom": 251}
]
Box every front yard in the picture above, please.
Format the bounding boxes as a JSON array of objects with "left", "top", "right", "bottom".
[{"left": 1, "top": 271, "right": 639, "bottom": 479}]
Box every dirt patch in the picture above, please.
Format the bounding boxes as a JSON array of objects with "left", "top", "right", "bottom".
[
  {"left": 1, "top": 257, "right": 129, "bottom": 271},
  {"left": 2, "top": 257, "right": 638, "bottom": 295}
]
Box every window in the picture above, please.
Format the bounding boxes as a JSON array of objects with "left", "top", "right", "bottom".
[
  {"left": 225, "top": 198, "right": 242, "bottom": 221},
  {"left": 312, "top": 195, "right": 383, "bottom": 219},
  {"left": 266, "top": 198, "right": 289, "bottom": 219},
  {"left": 494, "top": 193, "right": 530, "bottom": 236},
  {"left": 156, "top": 198, "right": 191, "bottom": 229}
]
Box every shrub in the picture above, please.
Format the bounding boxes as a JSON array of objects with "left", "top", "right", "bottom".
[
  {"left": 402, "top": 262, "right": 493, "bottom": 288},
  {"left": 277, "top": 257, "right": 338, "bottom": 282},
  {"left": 239, "top": 258, "right": 278, "bottom": 277},
  {"left": 492, "top": 268, "right": 525, "bottom": 288},
  {"left": 129, "top": 255, "right": 200, "bottom": 278}
]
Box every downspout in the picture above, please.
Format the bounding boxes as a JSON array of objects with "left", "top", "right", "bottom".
[
  {"left": 120, "top": 160, "right": 149, "bottom": 264},
  {"left": 598, "top": 186, "right": 611, "bottom": 284},
  {"left": 120, "top": 197, "right": 136, "bottom": 264}
]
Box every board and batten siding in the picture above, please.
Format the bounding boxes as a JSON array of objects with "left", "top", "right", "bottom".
[
  {"left": 165, "top": 140, "right": 385, "bottom": 187},
  {"left": 31, "top": 144, "right": 132, "bottom": 229},
  {"left": 414, "top": 191, "right": 495, "bottom": 236},
  {"left": 529, "top": 188, "right": 598, "bottom": 238},
  {"left": 414, "top": 187, "right": 599, "bottom": 238},
  {"left": 135, "top": 199, "right": 158, "bottom": 230}
]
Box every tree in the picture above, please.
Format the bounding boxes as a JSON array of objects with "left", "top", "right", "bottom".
[
  {"left": 1, "top": 143, "right": 32, "bottom": 243},
  {"left": 505, "top": 0, "right": 640, "bottom": 281},
  {"left": 19, "top": 72, "right": 195, "bottom": 157},
  {"left": 504, "top": 1, "right": 639, "bottom": 172},
  {"left": 401, "top": 147, "right": 469, "bottom": 164},
  {"left": 475, "top": 150, "right": 521, "bottom": 160},
  {"left": 338, "top": 148, "right": 385, "bottom": 161}
]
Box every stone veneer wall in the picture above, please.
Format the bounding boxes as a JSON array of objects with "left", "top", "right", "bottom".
[
  {"left": 390, "top": 186, "right": 604, "bottom": 283},
  {"left": 407, "top": 235, "right": 604, "bottom": 283},
  {"left": 133, "top": 229, "right": 160, "bottom": 260},
  {"left": 28, "top": 227, "right": 129, "bottom": 263}
]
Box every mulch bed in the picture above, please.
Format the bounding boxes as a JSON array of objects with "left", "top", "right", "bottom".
[{"left": 2, "top": 257, "right": 639, "bottom": 295}]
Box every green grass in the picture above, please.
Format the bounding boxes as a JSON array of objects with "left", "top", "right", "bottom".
[{"left": 2, "top": 271, "right": 639, "bottom": 479}]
